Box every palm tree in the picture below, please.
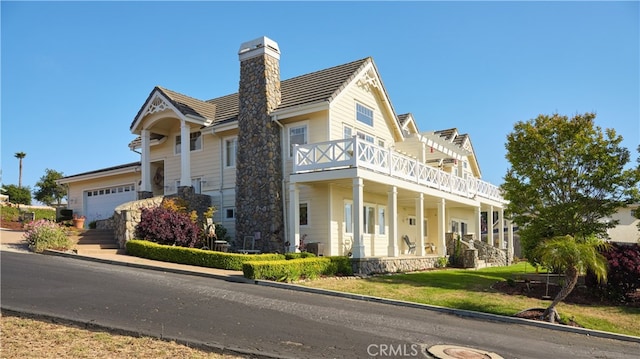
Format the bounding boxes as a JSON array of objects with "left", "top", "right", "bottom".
[
  {"left": 535, "top": 235, "right": 609, "bottom": 323},
  {"left": 14, "top": 152, "right": 26, "bottom": 188}
]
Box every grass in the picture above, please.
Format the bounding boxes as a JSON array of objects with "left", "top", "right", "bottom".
[
  {"left": 0, "top": 312, "right": 248, "bottom": 359},
  {"left": 302, "top": 262, "right": 640, "bottom": 337}
]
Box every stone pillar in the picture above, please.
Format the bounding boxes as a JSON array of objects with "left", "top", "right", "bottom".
[
  {"left": 416, "top": 193, "right": 425, "bottom": 256},
  {"left": 180, "top": 121, "right": 191, "bottom": 187},
  {"left": 438, "top": 198, "right": 446, "bottom": 256},
  {"left": 235, "top": 37, "right": 283, "bottom": 253},
  {"left": 387, "top": 186, "right": 398, "bottom": 257},
  {"left": 289, "top": 183, "right": 300, "bottom": 253},
  {"left": 352, "top": 178, "right": 365, "bottom": 258}
]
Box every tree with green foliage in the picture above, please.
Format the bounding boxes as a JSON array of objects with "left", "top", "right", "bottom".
[
  {"left": 33, "top": 169, "right": 67, "bottom": 206},
  {"left": 534, "top": 235, "right": 608, "bottom": 323},
  {"left": 1, "top": 184, "right": 32, "bottom": 205},
  {"left": 502, "top": 113, "right": 640, "bottom": 263},
  {"left": 14, "top": 152, "right": 26, "bottom": 188}
]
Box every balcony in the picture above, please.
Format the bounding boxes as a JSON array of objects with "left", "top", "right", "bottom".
[{"left": 293, "top": 138, "right": 504, "bottom": 202}]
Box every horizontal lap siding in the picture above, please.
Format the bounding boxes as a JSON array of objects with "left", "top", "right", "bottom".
[{"left": 67, "top": 172, "right": 140, "bottom": 218}]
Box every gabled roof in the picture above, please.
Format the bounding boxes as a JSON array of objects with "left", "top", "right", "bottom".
[
  {"left": 205, "top": 58, "right": 371, "bottom": 123},
  {"left": 434, "top": 128, "right": 481, "bottom": 177},
  {"left": 130, "top": 86, "right": 217, "bottom": 131}
]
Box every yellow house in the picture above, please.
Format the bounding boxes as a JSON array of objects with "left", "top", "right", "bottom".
[{"left": 59, "top": 36, "right": 514, "bottom": 268}]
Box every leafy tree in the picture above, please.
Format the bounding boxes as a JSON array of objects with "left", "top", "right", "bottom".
[
  {"left": 1, "top": 184, "right": 32, "bottom": 205},
  {"left": 33, "top": 169, "right": 67, "bottom": 206},
  {"left": 502, "top": 113, "right": 640, "bottom": 263},
  {"left": 535, "top": 235, "right": 608, "bottom": 323},
  {"left": 14, "top": 152, "right": 26, "bottom": 188}
]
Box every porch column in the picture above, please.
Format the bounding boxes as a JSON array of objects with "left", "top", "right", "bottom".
[
  {"left": 140, "top": 129, "right": 151, "bottom": 193},
  {"left": 416, "top": 193, "right": 425, "bottom": 256},
  {"left": 387, "top": 186, "right": 398, "bottom": 257},
  {"left": 352, "top": 178, "right": 365, "bottom": 258},
  {"left": 475, "top": 205, "right": 482, "bottom": 242},
  {"left": 488, "top": 205, "right": 494, "bottom": 245},
  {"left": 507, "top": 219, "right": 514, "bottom": 264},
  {"left": 288, "top": 183, "right": 300, "bottom": 253},
  {"left": 437, "top": 198, "right": 446, "bottom": 256},
  {"left": 498, "top": 207, "right": 505, "bottom": 249},
  {"left": 179, "top": 121, "right": 191, "bottom": 187}
]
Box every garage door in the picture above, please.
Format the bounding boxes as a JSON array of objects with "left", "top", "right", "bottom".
[{"left": 85, "top": 184, "right": 136, "bottom": 223}]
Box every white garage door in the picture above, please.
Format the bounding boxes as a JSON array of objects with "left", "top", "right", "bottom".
[{"left": 85, "top": 184, "right": 136, "bottom": 223}]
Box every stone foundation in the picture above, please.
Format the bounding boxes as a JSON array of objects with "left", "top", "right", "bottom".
[
  {"left": 351, "top": 256, "right": 444, "bottom": 275},
  {"left": 113, "top": 196, "right": 164, "bottom": 248}
]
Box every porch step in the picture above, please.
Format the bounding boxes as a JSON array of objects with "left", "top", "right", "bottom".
[{"left": 71, "top": 229, "right": 120, "bottom": 255}]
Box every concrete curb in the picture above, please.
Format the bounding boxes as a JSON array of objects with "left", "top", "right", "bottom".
[
  {"left": 32, "top": 249, "right": 640, "bottom": 344},
  {"left": 41, "top": 249, "right": 252, "bottom": 284}
]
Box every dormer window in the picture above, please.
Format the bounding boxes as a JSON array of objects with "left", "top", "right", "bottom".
[{"left": 356, "top": 103, "right": 373, "bottom": 127}]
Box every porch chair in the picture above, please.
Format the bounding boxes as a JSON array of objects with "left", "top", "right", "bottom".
[
  {"left": 238, "top": 236, "right": 261, "bottom": 254},
  {"left": 402, "top": 235, "right": 416, "bottom": 254}
]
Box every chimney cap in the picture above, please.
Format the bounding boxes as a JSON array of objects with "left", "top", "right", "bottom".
[{"left": 238, "top": 36, "right": 280, "bottom": 61}]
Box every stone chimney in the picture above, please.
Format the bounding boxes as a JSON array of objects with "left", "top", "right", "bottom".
[{"left": 235, "top": 36, "right": 284, "bottom": 253}]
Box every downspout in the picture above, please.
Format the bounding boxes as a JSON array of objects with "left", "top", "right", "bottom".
[{"left": 273, "top": 114, "right": 288, "bottom": 252}]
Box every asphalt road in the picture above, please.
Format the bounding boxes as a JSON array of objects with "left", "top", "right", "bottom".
[{"left": 1, "top": 251, "right": 638, "bottom": 359}]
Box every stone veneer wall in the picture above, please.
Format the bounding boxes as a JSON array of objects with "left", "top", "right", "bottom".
[
  {"left": 351, "top": 257, "right": 443, "bottom": 275},
  {"left": 235, "top": 52, "right": 284, "bottom": 253},
  {"left": 113, "top": 196, "right": 164, "bottom": 248},
  {"left": 472, "top": 240, "right": 508, "bottom": 267}
]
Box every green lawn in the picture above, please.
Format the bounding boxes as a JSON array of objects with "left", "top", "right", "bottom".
[{"left": 302, "top": 262, "right": 640, "bottom": 337}]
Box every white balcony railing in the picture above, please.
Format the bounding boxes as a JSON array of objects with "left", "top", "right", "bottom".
[{"left": 294, "top": 138, "right": 504, "bottom": 202}]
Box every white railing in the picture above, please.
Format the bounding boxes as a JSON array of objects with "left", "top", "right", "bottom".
[{"left": 294, "top": 138, "right": 504, "bottom": 202}]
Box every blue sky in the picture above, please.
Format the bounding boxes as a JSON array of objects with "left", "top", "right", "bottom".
[{"left": 2, "top": 1, "right": 638, "bottom": 198}]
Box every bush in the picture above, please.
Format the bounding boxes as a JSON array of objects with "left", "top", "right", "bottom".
[
  {"left": 284, "top": 252, "right": 316, "bottom": 260},
  {"left": 125, "top": 240, "right": 284, "bottom": 270},
  {"left": 243, "top": 256, "right": 353, "bottom": 282},
  {"left": 23, "top": 219, "right": 71, "bottom": 253},
  {"left": 134, "top": 206, "right": 201, "bottom": 247},
  {"left": 586, "top": 243, "right": 640, "bottom": 302}
]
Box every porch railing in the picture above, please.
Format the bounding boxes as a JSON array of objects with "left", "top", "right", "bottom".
[{"left": 294, "top": 138, "right": 504, "bottom": 202}]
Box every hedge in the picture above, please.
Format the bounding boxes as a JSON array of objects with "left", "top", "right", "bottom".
[
  {"left": 125, "top": 240, "right": 284, "bottom": 271},
  {"left": 243, "top": 256, "right": 353, "bottom": 282}
]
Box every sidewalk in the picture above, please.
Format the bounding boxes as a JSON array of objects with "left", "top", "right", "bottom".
[{"left": 0, "top": 228, "right": 248, "bottom": 283}]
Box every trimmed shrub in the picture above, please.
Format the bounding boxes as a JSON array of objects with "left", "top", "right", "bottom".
[
  {"left": 284, "top": 252, "right": 316, "bottom": 260},
  {"left": 125, "top": 240, "right": 284, "bottom": 270},
  {"left": 23, "top": 219, "right": 71, "bottom": 253},
  {"left": 243, "top": 256, "right": 353, "bottom": 282},
  {"left": 134, "top": 206, "right": 201, "bottom": 247},
  {"left": 586, "top": 243, "right": 640, "bottom": 302}
]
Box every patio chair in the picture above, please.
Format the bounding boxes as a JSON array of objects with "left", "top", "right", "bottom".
[
  {"left": 402, "top": 235, "right": 416, "bottom": 254},
  {"left": 238, "top": 236, "right": 261, "bottom": 254}
]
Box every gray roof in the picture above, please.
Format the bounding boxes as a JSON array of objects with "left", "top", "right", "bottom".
[
  {"left": 60, "top": 162, "right": 141, "bottom": 181},
  {"left": 131, "top": 87, "right": 217, "bottom": 129}
]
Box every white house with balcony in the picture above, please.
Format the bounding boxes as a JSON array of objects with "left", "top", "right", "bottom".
[{"left": 58, "top": 36, "right": 513, "bottom": 268}]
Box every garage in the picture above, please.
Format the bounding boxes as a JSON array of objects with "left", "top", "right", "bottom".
[{"left": 84, "top": 184, "right": 136, "bottom": 223}]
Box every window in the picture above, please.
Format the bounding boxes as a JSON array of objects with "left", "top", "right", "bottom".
[
  {"left": 357, "top": 131, "right": 374, "bottom": 143},
  {"left": 377, "top": 139, "right": 385, "bottom": 148},
  {"left": 356, "top": 103, "right": 373, "bottom": 126},
  {"left": 225, "top": 138, "right": 237, "bottom": 167},
  {"left": 175, "top": 132, "right": 202, "bottom": 154},
  {"left": 378, "top": 207, "right": 386, "bottom": 235},
  {"left": 363, "top": 205, "right": 375, "bottom": 234},
  {"left": 343, "top": 125, "right": 352, "bottom": 139},
  {"left": 289, "top": 125, "right": 307, "bottom": 156},
  {"left": 225, "top": 207, "right": 235, "bottom": 219},
  {"left": 299, "top": 202, "right": 308, "bottom": 226},
  {"left": 344, "top": 202, "right": 353, "bottom": 233},
  {"left": 408, "top": 216, "right": 417, "bottom": 226}
]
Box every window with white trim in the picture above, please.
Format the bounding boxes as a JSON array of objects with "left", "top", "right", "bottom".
[
  {"left": 356, "top": 103, "right": 374, "bottom": 126},
  {"left": 175, "top": 132, "right": 202, "bottom": 154},
  {"left": 363, "top": 205, "right": 375, "bottom": 234},
  {"left": 378, "top": 206, "right": 386, "bottom": 235},
  {"left": 224, "top": 207, "right": 235, "bottom": 219},
  {"left": 357, "top": 131, "right": 374, "bottom": 143},
  {"left": 289, "top": 125, "right": 307, "bottom": 156},
  {"left": 344, "top": 202, "right": 353, "bottom": 234},
  {"left": 343, "top": 125, "right": 352, "bottom": 139},
  {"left": 225, "top": 137, "right": 237, "bottom": 167},
  {"left": 299, "top": 202, "right": 309, "bottom": 226},
  {"left": 176, "top": 178, "right": 202, "bottom": 194}
]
